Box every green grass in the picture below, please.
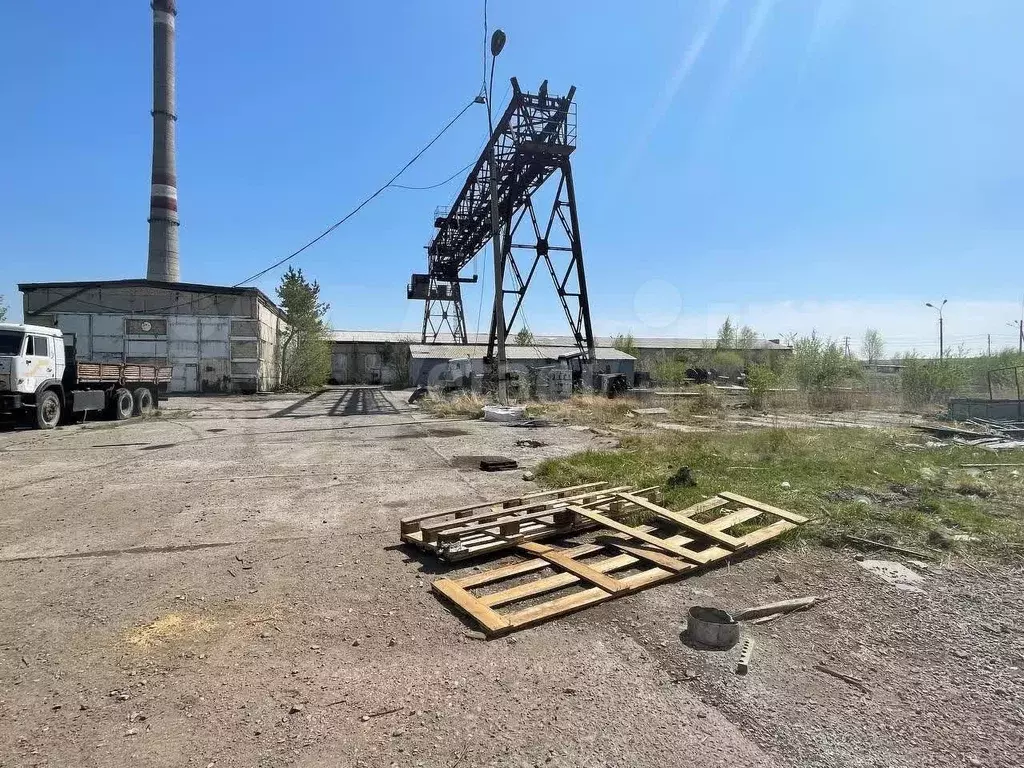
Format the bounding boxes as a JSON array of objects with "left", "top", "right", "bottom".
[{"left": 536, "top": 427, "right": 1024, "bottom": 556}]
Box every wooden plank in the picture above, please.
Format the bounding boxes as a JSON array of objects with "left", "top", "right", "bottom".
[
  {"left": 569, "top": 506, "right": 708, "bottom": 564},
  {"left": 518, "top": 542, "right": 627, "bottom": 594},
  {"left": 736, "top": 520, "right": 796, "bottom": 547},
  {"left": 400, "top": 482, "right": 606, "bottom": 528},
  {"left": 618, "top": 493, "right": 748, "bottom": 550},
  {"left": 505, "top": 586, "right": 612, "bottom": 629},
  {"left": 717, "top": 492, "right": 809, "bottom": 524},
  {"left": 594, "top": 536, "right": 692, "bottom": 573},
  {"left": 705, "top": 507, "right": 763, "bottom": 532},
  {"left": 432, "top": 578, "right": 509, "bottom": 634},
  {"left": 429, "top": 488, "right": 654, "bottom": 545},
  {"left": 675, "top": 496, "right": 731, "bottom": 519},
  {"left": 423, "top": 486, "right": 634, "bottom": 535}
]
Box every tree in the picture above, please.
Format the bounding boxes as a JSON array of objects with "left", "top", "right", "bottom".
[
  {"left": 0, "top": 295, "right": 7, "bottom": 322},
  {"left": 737, "top": 325, "right": 758, "bottom": 350},
  {"left": 514, "top": 326, "right": 534, "bottom": 346},
  {"left": 612, "top": 332, "right": 639, "bottom": 357},
  {"left": 276, "top": 267, "right": 331, "bottom": 389},
  {"left": 862, "top": 328, "right": 884, "bottom": 364},
  {"left": 716, "top": 317, "right": 736, "bottom": 348}
]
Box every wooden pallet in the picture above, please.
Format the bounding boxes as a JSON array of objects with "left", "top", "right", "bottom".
[
  {"left": 400, "top": 483, "right": 661, "bottom": 561},
  {"left": 431, "top": 491, "right": 809, "bottom": 636}
]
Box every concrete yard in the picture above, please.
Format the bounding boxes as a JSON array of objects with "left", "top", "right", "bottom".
[{"left": 1, "top": 388, "right": 1021, "bottom": 768}]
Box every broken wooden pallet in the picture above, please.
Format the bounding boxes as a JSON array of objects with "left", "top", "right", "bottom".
[
  {"left": 399, "top": 482, "right": 662, "bottom": 561},
  {"left": 431, "top": 491, "right": 809, "bottom": 636}
]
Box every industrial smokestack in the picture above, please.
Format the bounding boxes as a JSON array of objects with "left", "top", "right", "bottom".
[{"left": 146, "top": 0, "right": 180, "bottom": 282}]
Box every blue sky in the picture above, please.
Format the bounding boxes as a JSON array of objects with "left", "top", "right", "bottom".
[{"left": 1, "top": 1, "right": 1022, "bottom": 354}]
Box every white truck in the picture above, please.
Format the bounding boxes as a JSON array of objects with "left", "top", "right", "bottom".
[{"left": 0, "top": 322, "right": 172, "bottom": 430}]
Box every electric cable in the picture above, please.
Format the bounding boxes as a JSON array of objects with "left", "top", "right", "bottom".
[
  {"left": 46, "top": 95, "right": 481, "bottom": 317},
  {"left": 390, "top": 161, "right": 475, "bottom": 190}
]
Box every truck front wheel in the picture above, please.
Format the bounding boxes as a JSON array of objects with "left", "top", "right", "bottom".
[
  {"left": 35, "top": 390, "right": 62, "bottom": 430},
  {"left": 111, "top": 388, "right": 134, "bottom": 420}
]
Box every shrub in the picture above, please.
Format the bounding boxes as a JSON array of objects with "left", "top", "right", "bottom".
[
  {"left": 784, "top": 333, "right": 862, "bottom": 392},
  {"left": 709, "top": 350, "right": 745, "bottom": 378},
  {"left": 746, "top": 364, "right": 779, "bottom": 409},
  {"left": 899, "top": 353, "right": 970, "bottom": 406},
  {"left": 693, "top": 384, "right": 723, "bottom": 413}
]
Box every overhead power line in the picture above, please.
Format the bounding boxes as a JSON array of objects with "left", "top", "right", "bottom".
[
  {"left": 234, "top": 96, "right": 480, "bottom": 287},
  {"left": 390, "top": 161, "right": 476, "bottom": 190},
  {"left": 45, "top": 95, "right": 481, "bottom": 317}
]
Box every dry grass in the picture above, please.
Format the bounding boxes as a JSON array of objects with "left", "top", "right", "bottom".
[
  {"left": 418, "top": 392, "right": 486, "bottom": 419},
  {"left": 527, "top": 394, "right": 646, "bottom": 426},
  {"left": 124, "top": 612, "right": 215, "bottom": 648}
]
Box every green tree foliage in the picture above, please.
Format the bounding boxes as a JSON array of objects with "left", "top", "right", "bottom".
[
  {"left": 514, "top": 326, "right": 534, "bottom": 346},
  {"left": 716, "top": 317, "right": 736, "bottom": 348},
  {"left": 612, "top": 332, "right": 640, "bottom": 357},
  {"left": 276, "top": 267, "right": 331, "bottom": 389},
  {"left": 862, "top": 329, "right": 885, "bottom": 364},
  {"left": 785, "top": 332, "right": 862, "bottom": 392},
  {"left": 0, "top": 295, "right": 7, "bottom": 322}
]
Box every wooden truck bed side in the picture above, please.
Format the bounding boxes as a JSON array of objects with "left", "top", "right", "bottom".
[{"left": 75, "top": 362, "right": 173, "bottom": 385}]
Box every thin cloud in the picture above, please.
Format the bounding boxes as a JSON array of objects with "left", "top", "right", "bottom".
[
  {"left": 625, "top": 0, "right": 729, "bottom": 167},
  {"left": 730, "top": 0, "right": 777, "bottom": 78},
  {"left": 793, "top": 0, "right": 853, "bottom": 91}
]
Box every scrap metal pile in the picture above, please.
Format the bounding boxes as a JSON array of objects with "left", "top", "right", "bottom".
[
  {"left": 917, "top": 417, "right": 1024, "bottom": 451},
  {"left": 400, "top": 482, "right": 808, "bottom": 637}
]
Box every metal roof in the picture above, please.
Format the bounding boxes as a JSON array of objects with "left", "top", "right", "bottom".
[
  {"left": 18, "top": 279, "right": 285, "bottom": 319},
  {"left": 408, "top": 344, "right": 635, "bottom": 361},
  {"left": 331, "top": 330, "right": 789, "bottom": 351},
  {"left": 329, "top": 330, "right": 420, "bottom": 343}
]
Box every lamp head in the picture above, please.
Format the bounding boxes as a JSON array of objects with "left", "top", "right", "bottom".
[{"left": 490, "top": 29, "right": 506, "bottom": 57}]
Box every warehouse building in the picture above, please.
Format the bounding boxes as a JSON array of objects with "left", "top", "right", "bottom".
[
  {"left": 328, "top": 331, "right": 787, "bottom": 386},
  {"left": 19, "top": 279, "right": 287, "bottom": 393},
  {"left": 408, "top": 343, "right": 635, "bottom": 387}
]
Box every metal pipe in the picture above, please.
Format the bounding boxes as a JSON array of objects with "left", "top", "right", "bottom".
[{"left": 146, "top": 0, "right": 181, "bottom": 282}]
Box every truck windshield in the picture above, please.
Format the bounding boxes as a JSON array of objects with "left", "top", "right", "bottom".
[{"left": 0, "top": 331, "right": 25, "bottom": 355}]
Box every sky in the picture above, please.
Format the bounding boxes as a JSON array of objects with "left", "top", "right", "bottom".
[{"left": 1, "top": 0, "right": 1022, "bottom": 356}]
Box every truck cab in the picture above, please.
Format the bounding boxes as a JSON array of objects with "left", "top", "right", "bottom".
[{"left": 0, "top": 323, "right": 66, "bottom": 400}]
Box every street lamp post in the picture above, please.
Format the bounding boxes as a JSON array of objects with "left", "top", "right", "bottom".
[
  {"left": 487, "top": 29, "right": 507, "bottom": 403},
  {"left": 925, "top": 299, "right": 947, "bottom": 360}
]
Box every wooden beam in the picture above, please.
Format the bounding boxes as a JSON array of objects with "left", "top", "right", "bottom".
[
  {"left": 617, "top": 493, "right": 748, "bottom": 550},
  {"left": 674, "top": 496, "right": 731, "bottom": 519},
  {"left": 716, "top": 492, "right": 809, "bottom": 524},
  {"left": 519, "top": 542, "right": 627, "bottom": 594},
  {"left": 422, "top": 486, "right": 633, "bottom": 536},
  {"left": 594, "top": 536, "right": 692, "bottom": 573},
  {"left": 432, "top": 578, "right": 509, "bottom": 634},
  {"left": 399, "top": 482, "right": 606, "bottom": 530},
  {"left": 569, "top": 505, "right": 708, "bottom": 563}
]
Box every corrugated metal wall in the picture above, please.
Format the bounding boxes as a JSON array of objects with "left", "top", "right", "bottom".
[
  {"left": 22, "top": 284, "right": 287, "bottom": 395},
  {"left": 48, "top": 312, "right": 266, "bottom": 394}
]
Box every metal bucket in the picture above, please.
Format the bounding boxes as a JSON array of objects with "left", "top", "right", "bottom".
[{"left": 685, "top": 606, "right": 740, "bottom": 649}]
